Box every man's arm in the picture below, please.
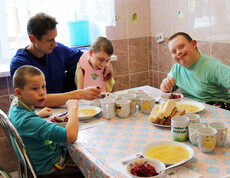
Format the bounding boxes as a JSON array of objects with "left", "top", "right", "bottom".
[{"left": 43, "top": 87, "right": 101, "bottom": 107}]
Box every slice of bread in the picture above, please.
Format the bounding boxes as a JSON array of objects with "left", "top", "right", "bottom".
[
  {"left": 158, "top": 100, "right": 176, "bottom": 118},
  {"left": 149, "top": 106, "right": 160, "bottom": 123},
  {"left": 173, "top": 109, "right": 185, "bottom": 117}
]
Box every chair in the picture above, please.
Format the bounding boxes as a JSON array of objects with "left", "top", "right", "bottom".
[
  {"left": 0, "top": 165, "right": 12, "bottom": 178},
  {"left": 0, "top": 109, "right": 38, "bottom": 178}
]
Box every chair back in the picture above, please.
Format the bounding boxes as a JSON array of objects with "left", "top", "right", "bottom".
[{"left": 0, "top": 109, "right": 37, "bottom": 178}]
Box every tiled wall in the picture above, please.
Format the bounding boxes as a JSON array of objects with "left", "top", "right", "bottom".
[{"left": 1, "top": 0, "right": 230, "bottom": 172}]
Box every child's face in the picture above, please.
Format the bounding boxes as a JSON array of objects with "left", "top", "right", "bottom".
[
  {"left": 168, "top": 35, "right": 198, "bottom": 68},
  {"left": 16, "top": 74, "right": 46, "bottom": 110},
  {"left": 89, "top": 49, "right": 111, "bottom": 70}
]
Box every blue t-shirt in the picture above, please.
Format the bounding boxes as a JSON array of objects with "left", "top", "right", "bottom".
[
  {"left": 10, "top": 42, "right": 83, "bottom": 93},
  {"left": 8, "top": 102, "right": 67, "bottom": 175},
  {"left": 168, "top": 53, "right": 230, "bottom": 103}
]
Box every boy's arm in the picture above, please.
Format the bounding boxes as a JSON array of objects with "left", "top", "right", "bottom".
[
  {"left": 103, "top": 61, "right": 114, "bottom": 81},
  {"left": 65, "top": 99, "right": 79, "bottom": 143},
  {"left": 75, "top": 62, "right": 84, "bottom": 89}
]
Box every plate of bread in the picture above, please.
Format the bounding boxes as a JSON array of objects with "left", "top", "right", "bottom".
[{"left": 149, "top": 100, "right": 185, "bottom": 127}]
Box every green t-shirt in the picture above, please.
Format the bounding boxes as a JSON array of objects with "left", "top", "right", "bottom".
[
  {"left": 168, "top": 53, "right": 230, "bottom": 103},
  {"left": 8, "top": 102, "right": 67, "bottom": 175}
]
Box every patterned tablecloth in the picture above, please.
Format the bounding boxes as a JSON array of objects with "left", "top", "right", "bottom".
[{"left": 53, "top": 86, "right": 230, "bottom": 178}]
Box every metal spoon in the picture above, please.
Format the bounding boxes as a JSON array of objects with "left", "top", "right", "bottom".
[{"left": 160, "top": 157, "right": 190, "bottom": 173}]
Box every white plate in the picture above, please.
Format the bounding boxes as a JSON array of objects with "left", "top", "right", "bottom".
[
  {"left": 161, "top": 92, "right": 183, "bottom": 101},
  {"left": 152, "top": 123, "right": 171, "bottom": 128},
  {"left": 142, "top": 141, "right": 194, "bottom": 166},
  {"left": 78, "top": 106, "right": 101, "bottom": 121},
  {"left": 176, "top": 100, "right": 205, "bottom": 113}
]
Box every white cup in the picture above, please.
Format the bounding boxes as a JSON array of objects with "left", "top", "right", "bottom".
[
  {"left": 115, "top": 99, "right": 131, "bottom": 118},
  {"left": 101, "top": 98, "right": 116, "bottom": 119},
  {"left": 188, "top": 123, "right": 206, "bottom": 145},
  {"left": 104, "top": 93, "right": 118, "bottom": 100},
  {"left": 115, "top": 90, "right": 128, "bottom": 99},
  {"left": 135, "top": 91, "right": 148, "bottom": 105},
  {"left": 127, "top": 89, "right": 138, "bottom": 94},
  {"left": 171, "top": 116, "right": 189, "bottom": 142},
  {"left": 190, "top": 127, "right": 217, "bottom": 152},
  {"left": 185, "top": 113, "right": 200, "bottom": 124},
  {"left": 122, "top": 94, "right": 137, "bottom": 115},
  {"left": 140, "top": 95, "right": 155, "bottom": 114},
  {"left": 208, "top": 122, "right": 228, "bottom": 147}
]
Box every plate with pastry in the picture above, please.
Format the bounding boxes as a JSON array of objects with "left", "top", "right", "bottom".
[
  {"left": 149, "top": 100, "right": 185, "bottom": 127},
  {"left": 175, "top": 101, "right": 205, "bottom": 113}
]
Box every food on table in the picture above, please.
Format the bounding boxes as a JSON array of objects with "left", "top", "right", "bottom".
[
  {"left": 78, "top": 108, "right": 97, "bottom": 116},
  {"left": 99, "top": 92, "right": 110, "bottom": 98},
  {"left": 146, "top": 144, "right": 190, "bottom": 164},
  {"left": 149, "top": 100, "right": 185, "bottom": 125},
  {"left": 49, "top": 111, "right": 68, "bottom": 123},
  {"left": 130, "top": 163, "right": 158, "bottom": 177},
  {"left": 176, "top": 104, "right": 200, "bottom": 113},
  {"left": 169, "top": 93, "right": 181, "bottom": 99}
]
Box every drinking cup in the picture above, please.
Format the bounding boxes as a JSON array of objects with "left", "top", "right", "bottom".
[
  {"left": 140, "top": 95, "right": 155, "bottom": 114},
  {"left": 188, "top": 123, "right": 206, "bottom": 145},
  {"left": 115, "top": 90, "right": 128, "bottom": 99},
  {"left": 171, "top": 116, "right": 189, "bottom": 142},
  {"left": 185, "top": 113, "right": 200, "bottom": 124},
  {"left": 208, "top": 122, "right": 228, "bottom": 147},
  {"left": 101, "top": 98, "right": 116, "bottom": 119},
  {"left": 135, "top": 91, "right": 148, "bottom": 105},
  {"left": 122, "top": 94, "right": 137, "bottom": 115},
  {"left": 127, "top": 89, "right": 138, "bottom": 94},
  {"left": 115, "top": 99, "right": 131, "bottom": 118},
  {"left": 190, "top": 127, "right": 217, "bottom": 152}
]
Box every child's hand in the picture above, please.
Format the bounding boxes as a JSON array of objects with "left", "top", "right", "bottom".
[
  {"left": 66, "top": 99, "right": 78, "bottom": 110},
  {"left": 37, "top": 107, "right": 52, "bottom": 118}
]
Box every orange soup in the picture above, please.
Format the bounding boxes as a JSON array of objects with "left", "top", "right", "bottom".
[
  {"left": 146, "top": 144, "right": 190, "bottom": 164},
  {"left": 176, "top": 104, "right": 200, "bottom": 113},
  {"left": 78, "top": 108, "right": 97, "bottom": 116}
]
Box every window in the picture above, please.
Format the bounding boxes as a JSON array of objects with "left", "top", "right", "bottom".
[{"left": 0, "top": 0, "right": 115, "bottom": 63}]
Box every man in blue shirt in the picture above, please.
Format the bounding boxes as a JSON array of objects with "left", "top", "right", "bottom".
[{"left": 10, "top": 12, "right": 113, "bottom": 107}]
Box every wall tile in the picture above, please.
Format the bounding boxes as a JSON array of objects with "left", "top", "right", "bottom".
[
  {"left": 151, "top": 36, "right": 158, "bottom": 71},
  {"left": 111, "top": 39, "right": 129, "bottom": 76},
  {"left": 106, "top": 0, "right": 128, "bottom": 40},
  {"left": 172, "top": 0, "right": 190, "bottom": 34},
  {"left": 150, "top": 0, "right": 157, "bottom": 36},
  {"left": 148, "top": 71, "right": 153, "bottom": 87},
  {"left": 127, "top": 0, "right": 148, "bottom": 38},
  {"left": 0, "top": 77, "right": 9, "bottom": 96},
  {"left": 0, "top": 137, "right": 18, "bottom": 172},
  {"left": 130, "top": 72, "right": 148, "bottom": 88},
  {"left": 0, "top": 96, "right": 10, "bottom": 114},
  {"left": 159, "top": 72, "right": 167, "bottom": 87},
  {"left": 7, "top": 77, "right": 14, "bottom": 95},
  {"left": 152, "top": 70, "right": 159, "bottom": 89},
  {"left": 211, "top": 42, "right": 230, "bottom": 66},
  {"left": 155, "top": 0, "right": 173, "bottom": 37},
  {"left": 158, "top": 38, "right": 174, "bottom": 73},
  {"left": 114, "top": 75, "right": 130, "bottom": 91},
  {"left": 129, "top": 37, "right": 148, "bottom": 73},
  {"left": 211, "top": 0, "right": 230, "bottom": 42},
  {"left": 197, "top": 40, "right": 211, "bottom": 56},
  {"left": 189, "top": 0, "right": 211, "bottom": 41}
]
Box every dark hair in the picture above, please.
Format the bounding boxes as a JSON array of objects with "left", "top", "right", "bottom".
[
  {"left": 27, "top": 12, "right": 58, "bottom": 40},
  {"left": 169, "top": 32, "right": 193, "bottom": 42},
  {"left": 91, "top": 37, "right": 114, "bottom": 56},
  {"left": 13, "top": 65, "right": 44, "bottom": 89}
]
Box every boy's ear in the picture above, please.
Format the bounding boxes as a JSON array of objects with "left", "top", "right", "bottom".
[
  {"left": 191, "top": 40, "right": 197, "bottom": 49},
  {"left": 14, "top": 88, "right": 23, "bottom": 98},
  {"left": 29, "top": 34, "right": 36, "bottom": 44},
  {"left": 89, "top": 49, "right": 93, "bottom": 56}
]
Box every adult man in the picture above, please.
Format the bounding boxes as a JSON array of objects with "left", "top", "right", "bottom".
[
  {"left": 160, "top": 32, "right": 230, "bottom": 110},
  {"left": 10, "top": 13, "right": 113, "bottom": 107}
]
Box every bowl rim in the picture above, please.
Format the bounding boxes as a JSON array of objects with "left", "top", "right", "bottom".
[
  {"left": 126, "top": 158, "right": 166, "bottom": 178},
  {"left": 161, "top": 92, "right": 183, "bottom": 101}
]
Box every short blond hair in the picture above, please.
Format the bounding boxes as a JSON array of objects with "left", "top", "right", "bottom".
[{"left": 13, "top": 65, "right": 44, "bottom": 89}]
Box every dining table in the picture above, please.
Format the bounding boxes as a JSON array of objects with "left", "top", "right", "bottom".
[{"left": 48, "top": 85, "right": 230, "bottom": 178}]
